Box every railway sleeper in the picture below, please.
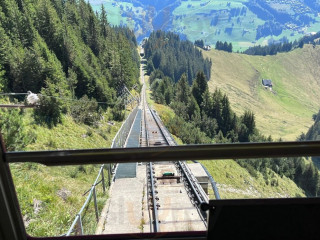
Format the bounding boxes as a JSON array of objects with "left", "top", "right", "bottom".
[{"left": 156, "top": 176, "right": 181, "bottom": 183}]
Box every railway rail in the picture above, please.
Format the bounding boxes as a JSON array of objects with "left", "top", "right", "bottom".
[{"left": 140, "top": 73, "right": 208, "bottom": 232}]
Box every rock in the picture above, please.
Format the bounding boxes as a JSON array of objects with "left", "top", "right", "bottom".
[
  {"left": 57, "top": 188, "right": 71, "bottom": 201},
  {"left": 23, "top": 215, "right": 33, "bottom": 228},
  {"left": 33, "top": 199, "right": 42, "bottom": 215},
  {"left": 107, "top": 121, "right": 115, "bottom": 126}
]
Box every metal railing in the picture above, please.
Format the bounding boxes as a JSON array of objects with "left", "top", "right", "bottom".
[
  {"left": 65, "top": 164, "right": 110, "bottom": 236},
  {"left": 111, "top": 106, "right": 139, "bottom": 148},
  {"left": 65, "top": 104, "right": 139, "bottom": 236}
]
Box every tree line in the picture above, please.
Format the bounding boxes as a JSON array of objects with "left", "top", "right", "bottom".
[
  {"left": 150, "top": 69, "right": 262, "bottom": 144},
  {"left": 215, "top": 41, "right": 233, "bottom": 52},
  {"left": 236, "top": 155, "right": 320, "bottom": 196},
  {"left": 150, "top": 69, "right": 320, "bottom": 196},
  {"left": 0, "top": 0, "right": 140, "bottom": 124},
  {"left": 244, "top": 31, "right": 320, "bottom": 56},
  {"left": 300, "top": 109, "right": 320, "bottom": 168},
  {"left": 144, "top": 30, "right": 212, "bottom": 84},
  {"left": 194, "top": 39, "right": 205, "bottom": 49},
  {"left": 0, "top": 0, "right": 140, "bottom": 150}
]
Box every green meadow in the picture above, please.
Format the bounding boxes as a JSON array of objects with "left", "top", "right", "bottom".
[{"left": 202, "top": 44, "right": 320, "bottom": 140}]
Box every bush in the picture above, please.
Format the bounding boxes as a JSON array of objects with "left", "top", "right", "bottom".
[
  {"left": 70, "top": 95, "right": 100, "bottom": 125},
  {"left": 34, "top": 83, "right": 63, "bottom": 128},
  {"left": 111, "top": 101, "right": 125, "bottom": 121},
  {"left": 0, "top": 108, "right": 34, "bottom": 151},
  {"left": 167, "top": 116, "right": 211, "bottom": 144}
]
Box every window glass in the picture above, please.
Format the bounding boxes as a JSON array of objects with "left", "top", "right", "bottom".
[
  {"left": 2, "top": 0, "right": 320, "bottom": 237},
  {"left": 10, "top": 155, "right": 317, "bottom": 237}
]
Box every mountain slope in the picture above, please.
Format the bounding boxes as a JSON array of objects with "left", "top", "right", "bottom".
[
  {"left": 0, "top": 0, "right": 140, "bottom": 236},
  {"left": 202, "top": 44, "right": 320, "bottom": 140},
  {"left": 144, "top": 67, "right": 305, "bottom": 199},
  {"left": 90, "top": 0, "right": 320, "bottom": 49}
]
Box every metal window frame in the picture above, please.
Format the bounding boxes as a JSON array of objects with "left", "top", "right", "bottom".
[{"left": 1, "top": 135, "right": 320, "bottom": 240}]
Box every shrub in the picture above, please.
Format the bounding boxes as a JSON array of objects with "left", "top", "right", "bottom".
[
  {"left": 70, "top": 95, "right": 100, "bottom": 125},
  {"left": 0, "top": 108, "right": 34, "bottom": 151},
  {"left": 34, "top": 83, "right": 63, "bottom": 128},
  {"left": 111, "top": 101, "right": 125, "bottom": 121}
]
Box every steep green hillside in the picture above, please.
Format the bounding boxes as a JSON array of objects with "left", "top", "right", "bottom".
[
  {"left": 8, "top": 108, "right": 123, "bottom": 237},
  {"left": 24, "top": 110, "right": 121, "bottom": 151},
  {"left": 0, "top": 0, "right": 140, "bottom": 236},
  {"left": 202, "top": 45, "right": 320, "bottom": 140},
  {"left": 145, "top": 66, "right": 306, "bottom": 199},
  {"left": 11, "top": 163, "right": 108, "bottom": 236},
  {"left": 201, "top": 160, "right": 305, "bottom": 199}
]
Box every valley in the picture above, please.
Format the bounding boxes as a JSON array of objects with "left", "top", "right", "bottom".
[{"left": 90, "top": 0, "right": 320, "bottom": 50}]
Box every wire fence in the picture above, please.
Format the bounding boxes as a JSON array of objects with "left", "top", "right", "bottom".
[
  {"left": 65, "top": 105, "right": 139, "bottom": 236},
  {"left": 111, "top": 106, "right": 139, "bottom": 148},
  {"left": 65, "top": 164, "right": 111, "bottom": 236}
]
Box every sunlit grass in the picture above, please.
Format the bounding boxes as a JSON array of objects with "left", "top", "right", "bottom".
[
  {"left": 201, "top": 160, "right": 305, "bottom": 199},
  {"left": 202, "top": 45, "right": 320, "bottom": 140},
  {"left": 10, "top": 108, "right": 121, "bottom": 237},
  {"left": 11, "top": 163, "right": 110, "bottom": 236},
  {"left": 22, "top": 109, "right": 121, "bottom": 151}
]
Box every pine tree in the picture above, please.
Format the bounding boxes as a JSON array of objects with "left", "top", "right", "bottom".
[
  {"left": 201, "top": 89, "right": 213, "bottom": 115},
  {"left": 192, "top": 71, "right": 208, "bottom": 107},
  {"left": 228, "top": 42, "right": 233, "bottom": 52},
  {"left": 34, "top": 82, "right": 64, "bottom": 127},
  {"left": 187, "top": 96, "right": 200, "bottom": 121},
  {"left": 221, "top": 95, "right": 233, "bottom": 135},
  {"left": 0, "top": 108, "right": 33, "bottom": 151},
  {"left": 211, "top": 89, "right": 223, "bottom": 125},
  {"left": 175, "top": 73, "right": 190, "bottom": 104},
  {"left": 100, "top": 5, "right": 109, "bottom": 38},
  {"left": 242, "top": 110, "right": 256, "bottom": 135}
]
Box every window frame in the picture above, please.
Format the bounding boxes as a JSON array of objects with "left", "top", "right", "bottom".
[{"left": 1, "top": 134, "right": 320, "bottom": 240}]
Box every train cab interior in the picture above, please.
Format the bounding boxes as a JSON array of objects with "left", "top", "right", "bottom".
[
  {"left": 1, "top": 1, "right": 320, "bottom": 239},
  {"left": 1, "top": 134, "right": 320, "bottom": 240}
]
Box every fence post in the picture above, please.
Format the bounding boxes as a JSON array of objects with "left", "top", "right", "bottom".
[
  {"left": 108, "top": 164, "right": 111, "bottom": 186},
  {"left": 93, "top": 187, "right": 99, "bottom": 222},
  {"left": 75, "top": 214, "right": 83, "bottom": 235},
  {"left": 101, "top": 166, "right": 106, "bottom": 193}
]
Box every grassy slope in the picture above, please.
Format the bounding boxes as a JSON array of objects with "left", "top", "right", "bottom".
[
  {"left": 171, "top": 0, "right": 264, "bottom": 50},
  {"left": 201, "top": 160, "right": 304, "bottom": 199},
  {"left": 202, "top": 45, "right": 320, "bottom": 140},
  {"left": 25, "top": 112, "right": 121, "bottom": 151},
  {"left": 11, "top": 163, "right": 108, "bottom": 236},
  {"left": 10, "top": 109, "right": 122, "bottom": 236},
  {"left": 144, "top": 68, "right": 305, "bottom": 199}
]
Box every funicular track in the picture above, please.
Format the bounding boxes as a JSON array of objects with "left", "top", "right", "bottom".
[{"left": 140, "top": 83, "right": 208, "bottom": 232}]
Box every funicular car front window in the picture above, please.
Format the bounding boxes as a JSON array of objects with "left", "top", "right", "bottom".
[{"left": 1, "top": 0, "right": 320, "bottom": 238}]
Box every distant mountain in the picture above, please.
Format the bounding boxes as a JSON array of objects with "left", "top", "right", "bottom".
[{"left": 90, "top": 0, "right": 320, "bottom": 51}]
